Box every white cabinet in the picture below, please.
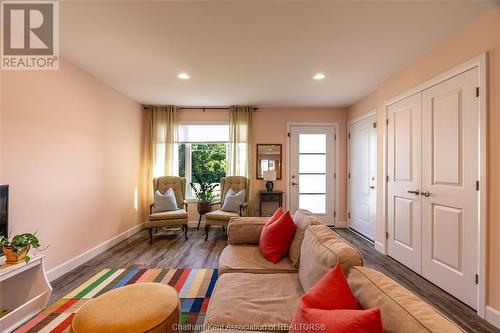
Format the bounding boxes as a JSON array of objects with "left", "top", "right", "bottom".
[{"left": 0, "top": 255, "right": 52, "bottom": 332}]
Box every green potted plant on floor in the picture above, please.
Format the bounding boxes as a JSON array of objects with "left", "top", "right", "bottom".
[
  {"left": 190, "top": 173, "right": 217, "bottom": 220},
  {"left": 0, "top": 232, "right": 42, "bottom": 264}
]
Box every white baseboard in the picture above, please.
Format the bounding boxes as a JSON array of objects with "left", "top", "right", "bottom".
[
  {"left": 374, "top": 241, "right": 385, "bottom": 254},
  {"left": 486, "top": 306, "right": 500, "bottom": 329},
  {"left": 46, "top": 222, "right": 145, "bottom": 282}
]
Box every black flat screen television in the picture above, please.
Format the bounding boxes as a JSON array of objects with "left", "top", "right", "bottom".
[{"left": 0, "top": 185, "right": 8, "bottom": 239}]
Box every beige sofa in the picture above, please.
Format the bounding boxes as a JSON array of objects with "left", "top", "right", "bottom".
[{"left": 204, "top": 211, "right": 466, "bottom": 333}]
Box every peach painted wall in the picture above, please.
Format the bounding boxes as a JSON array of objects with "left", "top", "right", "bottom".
[
  {"left": 177, "top": 108, "right": 348, "bottom": 224},
  {"left": 0, "top": 58, "right": 144, "bottom": 270},
  {"left": 348, "top": 8, "right": 500, "bottom": 311}
]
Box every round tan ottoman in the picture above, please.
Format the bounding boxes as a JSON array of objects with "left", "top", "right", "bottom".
[{"left": 71, "top": 282, "right": 180, "bottom": 333}]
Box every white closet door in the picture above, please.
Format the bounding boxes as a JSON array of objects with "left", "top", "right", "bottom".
[
  {"left": 349, "top": 114, "right": 376, "bottom": 240},
  {"left": 421, "top": 68, "right": 479, "bottom": 309},
  {"left": 387, "top": 93, "right": 422, "bottom": 274}
]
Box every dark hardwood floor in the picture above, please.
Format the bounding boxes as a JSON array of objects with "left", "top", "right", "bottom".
[
  {"left": 49, "top": 227, "right": 227, "bottom": 303},
  {"left": 50, "top": 226, "right": 498, "bottom": 333},
  {"left": 334, "top": 228, "right": 498, "bottom": 333}
]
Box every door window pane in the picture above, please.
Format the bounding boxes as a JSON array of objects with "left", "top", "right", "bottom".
[
  {"left": 299, "top": 194, "right": 326, "bottom": 214},
  {"left": 299, "top": 134, "right": 326, "bottom": 153},
  {"left": 299, "top": 175, "right": 326, "bottom": 193},
  {"left": 299, "top": 155, "right": 326, "bottom": 173}
]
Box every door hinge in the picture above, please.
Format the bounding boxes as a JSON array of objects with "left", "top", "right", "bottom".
[
  {"left": 334, "top": 173, "right": 336, "bottom": 180},
  {"left": 373, "top": 122, "right": 377, "bottom": 128},
  {"left": 476, "top": 181, "right": 480, "bottom": 191},
  {"left": 386, "top": 175, "right": 389, "bottom": 182},
  {"left": 475, "top": 274, "right": 479, "bottom": 284},
  {"left": 386, "top": 231, "right": 389, "bottom": 239},
  {"left": 348, "top": 212, "right": 351, "bottom": 219},
  {"left": 348, "top": 133, "right": 351, "bottom": 139},
  {"left": 386, "top": 119, "right": 389, "bottom": 126},
  {"left": 287, "top": 132, "right": 290, "bottom": 138},
  {"left": 476, "top": 87, "right": 480, "bottom": 97},
  {"left": 334, "top": 211, "right": 336, "bottom": 218},
  {"left": 348, "top": 172, "right": 351, "bottom": 179},
  {"left": 334, "top": 134, "right": 337, "bottom": 140}
]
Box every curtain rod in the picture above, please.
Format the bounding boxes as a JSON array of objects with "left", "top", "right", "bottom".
[{"left": 143, "top": 106, "right": 258, "bottom": 112}]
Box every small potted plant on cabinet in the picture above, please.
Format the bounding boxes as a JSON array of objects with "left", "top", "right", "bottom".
[
  {"left": 0, "top": 232, "right": 42, "bottom": 264},
  {"left": 190, "top": 173, "right": 217, "bottom": 229}
]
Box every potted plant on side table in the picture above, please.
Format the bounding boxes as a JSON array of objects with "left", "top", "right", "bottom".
[
  {"left": 0, "top": 232, "right": 43, "bottom": 264},
  {"left": 190, "top": 173, "right": 218, "bottom": 230}
]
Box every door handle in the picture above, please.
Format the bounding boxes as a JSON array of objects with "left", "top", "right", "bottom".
[
  {"left": 421, "top": 191, "right": 430, "bottom": 197},
  {"left": 369, "top": 186, "right": 375, "bottom": 189},
  {"left": 407, "top": 190, "right": 420, "bottom": 195},
  {"left": 291, "top": 182, "right": 299, "bottom": 186}
]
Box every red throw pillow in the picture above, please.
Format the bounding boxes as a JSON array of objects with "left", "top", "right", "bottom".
[
  {"left": 302, "top": 264, "right": 359, "bottom": 310},
  {"left": 266, "top": 207, "right": 286, "bottom": 226},
  {"left": 259, "top": 211, "right": 297, "bottom": 263},
  {"left": 290, "top": 307, "right": 383, "bottom": 333}
]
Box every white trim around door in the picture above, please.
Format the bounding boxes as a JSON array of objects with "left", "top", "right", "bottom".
[
  {"left": 382, "top": 53, "right": 488, "bottom": 318},
  {"left": 286, "top": 122, "right": 340, "bottom": 226}
]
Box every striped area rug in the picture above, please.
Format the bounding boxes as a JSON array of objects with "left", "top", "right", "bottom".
[{"left": 16, "top": 268, "right": 218, "bottom": 333}]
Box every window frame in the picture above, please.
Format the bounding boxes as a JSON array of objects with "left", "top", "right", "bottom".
[{"left": 178, "top": 121, "right": 230, "bottom": 200}]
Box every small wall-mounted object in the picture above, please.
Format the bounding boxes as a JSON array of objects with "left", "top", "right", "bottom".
[{"left": 256, "top": 144, "right": 282, "bottom": 180}]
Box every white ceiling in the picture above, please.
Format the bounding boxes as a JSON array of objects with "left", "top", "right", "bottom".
[{"left": 60, "top": 1, "right": 499, "bottom": 107}]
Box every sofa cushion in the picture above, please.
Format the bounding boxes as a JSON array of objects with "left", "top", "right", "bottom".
[
  {"left": 347, "top": 267, "right": 466, "bottom": 333},
  {"left": 149, "top": 209, "right": 188, "bottom": 220},
  {"left": 267, "top": 207, "right": 286, "bottom": 225},
  {"left": 290, "top": 307, "right": 383, "bottom": 333},
  {"left": 219, "top": 245, "right": 297, "bottom": 275},
  {"left": 299, "top": 225, "right": 363, "bottom": 292},
  {"left": 301, "top": 264, "right": 358, "bottom": 310},
  {"left": 288, "top": 210, "right": 322, "bottom": 267},
  {"left": 205, "top": 273, "right": 303, "bottom": 332},
  {"left": 227, "top": 217, "right": 268, "bottom": 245},
  {"left": 205, "top": 209, "right": 240, "bottom": 221},
  {"left": 260, "top": 211, "right": 297, "bottom": 263}
]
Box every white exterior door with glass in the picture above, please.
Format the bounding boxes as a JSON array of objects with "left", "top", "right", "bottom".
[{"left": 289, "top": 125, "right": 336, "bottom": 225}]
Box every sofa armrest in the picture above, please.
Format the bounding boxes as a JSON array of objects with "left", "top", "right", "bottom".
[{"left": 227, "top": 216, "right": 268, "bottom": 245}]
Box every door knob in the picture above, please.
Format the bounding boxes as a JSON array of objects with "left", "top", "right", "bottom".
[
  {"left": 369, "top": 186, "right": 375, "bottom": 189},
  {"left": 407, "top": 190, "right": 420, "bottom": 195},
  {"left": 291, "top": 182, "right": 299, "bottom": 186},
  {"left": 421, "top": 191, "right": 430, "bottom": 197}
]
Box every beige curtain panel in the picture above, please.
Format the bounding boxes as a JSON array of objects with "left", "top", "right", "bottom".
[
  {"left": 143, "top": 105, "right": 179, "bottom": 204},
  {"left": 229, "top": 105, "right": 253, "bottom": 178},
  {"left": 229, "top": 105, "right": 254, "bottom": 212}
]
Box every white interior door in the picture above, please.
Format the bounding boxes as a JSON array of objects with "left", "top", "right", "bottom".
[
  {"left": 421, "top": 68, "right": 479, "bottom": 309},
  {"left": 387, "top": 93, "right": 422, "bottom": 274},
  {"left": 290, "top": 126, "right": 336, "bottom": 225},
  {"left": 348, "top": 114, "right": 377, "bottom": 240}
]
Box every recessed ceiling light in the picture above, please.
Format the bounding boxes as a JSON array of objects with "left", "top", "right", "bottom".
[
  {"left": 313, "top": 73, "right": 326, "bottom": 80},
  {"left": 177, "top": 73, "right": 190, "bottom": 80}
]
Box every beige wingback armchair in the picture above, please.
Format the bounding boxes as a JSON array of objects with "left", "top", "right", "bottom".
[
  {"left": 145, "top": 176, "right": 189, "bottom": 243},
  {"left": 204, "top": 176, "right": 249, "bottom": 241}
]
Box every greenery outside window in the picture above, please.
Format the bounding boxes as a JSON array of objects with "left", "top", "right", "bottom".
[{"left": 178, "top": 123, "right": 230, "bottom": 199}]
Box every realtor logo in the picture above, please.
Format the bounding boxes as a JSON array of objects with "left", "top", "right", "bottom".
[{"left": 1, "top": 1, "right": 59, "bottom": 70}]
